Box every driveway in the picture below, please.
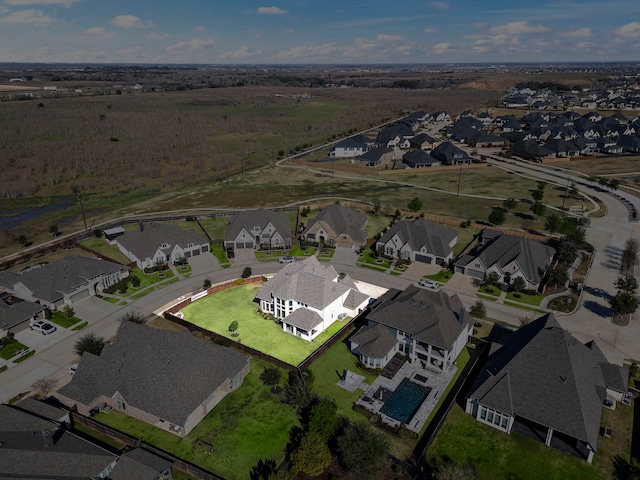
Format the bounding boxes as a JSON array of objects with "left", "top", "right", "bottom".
[
  {"left": 189, "top": 253, "right": 220, "bottom": 275},
  {"left": 230, "top": 248, "right": 257, "bottom": 266},
  {"left": 443, "top": 272, "right": 479, "bottom": 297},
  {"left": 403, "top": 262, "right": 441, "bottom": 282},
  {"left": 331, "top": 247, "right": 358, "bottom": 266}
]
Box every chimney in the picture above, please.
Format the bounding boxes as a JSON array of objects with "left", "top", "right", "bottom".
[
  {"left": 41, "top": 428, "right": 59, "bottom": 447},
  {"left": 459, "top": 307, "right": 466, "bottom": 325}
]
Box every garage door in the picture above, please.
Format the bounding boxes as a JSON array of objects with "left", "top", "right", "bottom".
[
  {"left": 336, "top": 241, "right": 352, "bottom": 249},
  {"left": 415, "top": 254, "right": 433, "bottom": 264},
  {"left": 466, "top": 269, "right": 485, "bottom": 280},
  {"left": 69, "top": 289, "right": 90, "bottom": 304}
]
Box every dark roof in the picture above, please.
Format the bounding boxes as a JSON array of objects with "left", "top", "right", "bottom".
[
  {"left": 5, "top": 256, "right": 128, "bottom": 303},
  {"left": 366, "top": 285, "right": 468, "bottom": 350},
  {"left": 378, "top": 218, "right": 457, "bottom": 258},
  {"left": 468, "top": 313, "right": 625, "bottom": 450},
  {"left": 431, "top": 142, "right": 472, "bottom": 164},
  {"left": 356, "top": 146, "right": 394, "bottom": 164},
  {"left": 351, "top": 324, "right": 398, "bottom": 358},
  {"left": 224, "top": 209, "right": 292, "bottom": 243},
  {"left": 410, "top": 133, "right": 437, "bottom": 145},
  {"left": 57, "top": 322, "right": 249, "bottom": 428},
  {"left": 0, "top": 297, "right": 45, "bottom": 330},
  {"left": 110, "top": 448, "right": 173, "bottom": 479},
  {"left": 116, "top": 222, "right": 208, "bottom": 262},
  {"left": 303, "top": 204, "right": 368, "bottom": 244},
  {"left": 402, "top": 150, "right": 441, "bottom": 168},
  {"left": 474, "top": 233, "right": 555, "bottom": 284},
  {"left": 334, "top": 134, "right": 371, "bottom": 149},
  {"left": 0, "top": 402, "right": 116, "bottom": 478},
  {"left": 283, "top": 308, "right": 323, "bottom": 331}
]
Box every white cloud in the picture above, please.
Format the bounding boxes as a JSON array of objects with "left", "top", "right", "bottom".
[
  {"left": 218, "top": 46, "right": 261, "bottom": 60},
  {"left": 195, "top": 26, "right": 205, "bottom": 32},
  {"left": 1, "top": 8, "right": 55, "bottom": 25},
  {"left": 147, "top": 32, "right": 168, "bottom": 40},
  {"left": 433, "top": 42, "right": 455, "bottom": 54},
  {"left": 256, "top": 6, "right": 287, "bottom": 15},
  {"left": 275, "top": 44, "right": 339, "bottom": 60},
  {"left": 376, "top": 34, "right": 403, "bottom": 42},
  {"left": 4, "top": 0, "right": 78, "bottom": 6},
  {"left": 423, "top": 27, "right": 437, "bottom": 33},
  {"left": 85, "top": 26, "right": 114, "bottom": 39},
  {"left": 488, "top": 21, "right": 549, "bottom": 35},
  {"left": 430, "top": 1, "right": 449, "bottom": 9},
  {"left": 564, "top": 28, "right": 592, "bottom": 37},
  {"left": 111, "top": 14, "right": 154, "bottom": 29},
  {"left": 615, "top": 22, "right": 640, "bottom": 38},
  {"left": 166, "top": 38, "right": 214, "bottom": 54}
]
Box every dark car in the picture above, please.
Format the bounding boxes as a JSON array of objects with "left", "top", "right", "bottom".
[{"left": 226, "top": 247, "right": 235, "bottom": 258}]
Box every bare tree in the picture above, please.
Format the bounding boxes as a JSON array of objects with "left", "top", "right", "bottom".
[{"left": 32, "top": 377, "right": 57, "bottom": 399}]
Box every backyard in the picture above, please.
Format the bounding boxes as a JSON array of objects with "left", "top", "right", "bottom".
[
  {"left": 179, "top": 283, "right": 350, "bottom": 365},
  {"left": 93, "top": 357, "right": 297, "bottom": 480}
]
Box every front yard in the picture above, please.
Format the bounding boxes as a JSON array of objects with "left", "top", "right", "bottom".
[
  {"left": 94, "top": 357, "right": 297, "bottom": 480},
  {"left": 179, "top": 283, "right": 350, "bottom": 365}
]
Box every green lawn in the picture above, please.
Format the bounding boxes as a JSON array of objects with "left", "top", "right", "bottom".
[
  {"left": 427, "top": 405, "right": 603, "bottom": 480},
  {"left": 0, "top": 341, "right": 28, "bottom": 360},
  {"left": 94, "top": 357, "right": 297, "bottom": 480},
  {"left": 476, "top": 293, "right": 498, "bottom": 301},
  {"left": 505, "top": 291, "right": 545, "bottom": 306},
  {"left": 180, "top": 283, "right": 350, "bottom": 365},
  {"left": 478, "top": 285, "right": 500, "bottom": 296},
  {"left": 210, "top": 243, "right": 230, "bottom": 267},
  {"left": 77, "top": 235, "right": 131, "bottom": 264},
  {"left": 424, "top": 269, "right": 453, "bottom": 284},
  {"left": 72, "top": 321, "right": 89, "bottom": 331},
  {"left": 49, "top": 311, "right": 81, "bottom": 328},
  {"left": 357, "top": 250, "right": 391, "bottom": 269},
  {"left": 503, "top": 301, "right": 546, "bottom": 313}
]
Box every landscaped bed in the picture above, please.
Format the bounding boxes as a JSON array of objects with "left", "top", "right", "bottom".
[
  {"left": 93, "top": 357, "right": 297, "bottom": 480},
  {"left": 49, "top": 311, "right": 81, "bottom": 328},
  {"left": 179, "top": 283, "right": 350, "bottom": 365}
]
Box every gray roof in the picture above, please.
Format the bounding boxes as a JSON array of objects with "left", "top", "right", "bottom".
[
  {"left": 402, "top": 150, "right": 441, "bottom": 168},
  {"left": 57, "top": 321, "right": 249, "bottom": 428},
  {"left": 379, "top": 219, "right": 457, "bottom": 258},
  {"left": 366, "top": 285, "right": 468, "bottom": 350},
  {"left": 303, "top": 204, "right": 368, "bottom": 244},
  {"left": 343, "top": 289, "right": 370, "bottom": 309},
  {"left": 0, "top": 402, "right": 116, "bottom": 478},
  {"left": 468, "top": 313, "right": 624, "bottom": 450},
  {"left": 351, "top": 324, "right": 398, "bottom": 359},
  {"left": 6, "top": 255, "right": 128, "bottom": 303},
  {"left": 110, "top": 448, "right": 173, "bottom": 480},
  {"left": 0, "top": 297, "right": 45, "bottom": 329},
  {"left": 116, "top": 222, "right": 208, "bottom": 262},
  {"left": 283, "top": 308, "right": 323, "bottom": 331},
  {"left": 224, "top": 209, "right": 292, "bottom": 244},
  {"left": 256, "top": 256, "right": 360, "bottom": 310},
  {"left": 475, "top": 233, "right": 555, "bottom": 284}
]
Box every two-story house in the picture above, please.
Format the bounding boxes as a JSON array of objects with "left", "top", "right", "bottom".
[{"left": 224, "top": 209, "right": 293, "bottom": 250}]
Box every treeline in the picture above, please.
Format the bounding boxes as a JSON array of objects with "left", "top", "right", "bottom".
[{"left": 514, "top": 81, "right": 580, "bottom": 92}]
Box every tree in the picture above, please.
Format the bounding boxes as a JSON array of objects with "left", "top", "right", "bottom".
[
  {"left": 260, "top": 367, "right": 282, "bottom": 389},
  {"left": 290, "top": 433, "right": 331, "bottom": 477},
  {"left": 203, "top": 279, "right": 212, "bottom": 289},
  {"left": 229, "top": 320, "right": 239, "bottom": 336},
  {"left": 488, "top": 207, "right": 506, "bottom": 226},
  {"left": 63, "top": 304, "right": 74, "bottom": 319},
  {"left": 614, "top": 275, "right": 638, "bottom": 295},
  {"left": 74, "top": 332, "right": 105, "bottom": 356},
  {"left": 566, "top": 226, "right": 586, "bottom": 246},
  {"left": 556, "top": 240, "right": 579, "bottom": 264},
  {"left": 336, "top": 421, "right": 390, "bottom": 479},
  {"left": 469, "top": 300, "right": 486, "bottom": 322},
  {"left": 48, "top": 224, "right": 59, "bottom": 236},
  {"left": 242, "top": 267, "right": 252, "bottom": 278},
  {"left": 483, "top": 272, "right": 500, "bottom": 287},
  {"left": 308, "top": 398, "right": 341, "bottom": 440},
  {"left": 622, "top": 238, "right": 639, "bottom": 272},
  {"left": 503, "top": 197, "right": 517, "bottom": 210},
  {"left": 119, "top": 311, "right": 145, "bottom": 324},
  {"left": 31, "top": 377, "right": 57, "bottom": 398},
  {"left": 611, "top": 292, "right": 638, "bottom": 316},
  {"left": 407, "top": 196, "right": 423, "bottom": 212},
  {"left": 530, "top": 201, "right": 546, "bottom": 218},
  {"left": 531, "top": 188, "right": 544, "bottom": 202},
  {"left": 568, "top": 181, "right": 579, "bottom": 198},
  {"left": 609, "top": 178, "right": 620, "bottom": 191},
  {"left": 544, "top": 213, "right": 561, "bottom": 233},
  {"left": 511, "top": 276, "right": 526, "bottom": 293},
  {"left": 437, "top": 463, "right": 478, "bottom": 480},
  {"left": 283, "top": 373, "right": 315, "bottom": 412},
  {"left": 597, "top": 177, "right": 609, "bottom": 189},
  {"left": 547, "top": 266, "right": 569, "bottom": 287},
  {"left": 130, "top": 275, "right": 141, "bottom": 288}
]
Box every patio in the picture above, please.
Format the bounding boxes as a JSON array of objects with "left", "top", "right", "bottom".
[{"left": 355, "top": 361, "right": 457, "bottom": 433}]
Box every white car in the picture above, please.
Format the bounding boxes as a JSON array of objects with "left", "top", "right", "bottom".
[
  {"left": 69, "top": 363, "right": 78, "bottom": 375},
  {"left": 278, "top": 256, "right": 294, "bottom": 264},
  {"left": 30, "top": 320, "right": 57, "bottom": 335},
  {"left": 418, "top": 279, "right": 438, "bottom": 289}
]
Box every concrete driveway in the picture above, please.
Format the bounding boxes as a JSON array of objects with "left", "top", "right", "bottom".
[
  {"left": 230, "top": 248, "right": 258, "bottom": 266},
  {"left": 443, "top": 272, "right": 479, "bottom": 297},
  {"left": 403, "top": 262, "right": 441, "bottom": 282},
  {"left": 189, "top": 253, "right": 220, "bottom": 275},
  {"left": 331, "top": 247, "right": 358, "bottom": 266}
]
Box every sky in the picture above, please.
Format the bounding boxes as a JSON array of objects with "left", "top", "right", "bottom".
[{"left": 1, "top": 0, "right": 640, "bottom": 64}]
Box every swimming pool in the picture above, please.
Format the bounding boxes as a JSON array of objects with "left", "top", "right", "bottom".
[{"left": 379, "top": 378, "right": 431, "bottom": 424}]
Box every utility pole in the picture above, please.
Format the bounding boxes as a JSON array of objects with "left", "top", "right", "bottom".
[
  {"left": 561, "top": 177, "right": 570, "bottom": 211},
  {"left": 456, "top": 162, "right": 463, "bottom": 197}
]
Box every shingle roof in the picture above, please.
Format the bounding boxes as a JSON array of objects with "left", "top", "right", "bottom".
[
  {"left": 351, "top": 324, "right": 398, "bottom": 358},
  {"left": 366, "top": 285, "right": 468, "bottom": 350},
  {"left": 57, "top": 321, "right": 249, "bottom": 428},
  {"left": 0, "top": 402, "right": 116, "bottom": 478},
  {"left": 110, "top": 448, "right": 173, "bottom": 480},
  {"left": 0, "top": 297, "right": 45, "bottom": 329},
  {"left": 303, "top": 204, "right": 368, "bottom": 244},
  {"left": 224, "top": 209, "right": 292, "bottom": 244},
  {"left": 283, "top": 308, "right": 323, "bottom": 331},
  {"left": 116, "top": 222, "right": 207, "bottom": 262},
  {"left": 468, "top": 313, "right": 623, "bottom": 450},
  {"left": 475, "top": 233, "right": 555, "bottom": 284},
  {"left": 378, "top": 219, "right": 457, "bottom": 258},
  {"left": 7, "top": 256, "right": 128, "bottom": 303},
  {"left": 402, "top": 150, "right": 441, "bottom": 168},
  {"left": 255, "top": 256, "right": 357, "bottom": 310},
  {"left": 356, "top": 146, "right": 394, "bottom": 164}
]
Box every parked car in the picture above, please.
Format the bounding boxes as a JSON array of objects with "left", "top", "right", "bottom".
[
  {"left": 278, "top": 256, "right": 294, "bottom": 264},
  {"left": 226, "top": 247, "right": 235, "bottom": 259},
  {"left": 418, "top": 279, "right": 438, "bottom": 289},
  {"left": 69, "top": 363, "right": 78, "bottom": 375},
  {"left": 30, "top": 320, "right": 57, "bottom": 335}
]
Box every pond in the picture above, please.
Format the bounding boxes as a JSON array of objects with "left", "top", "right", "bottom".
[{"left": 0, "top": 196, "right": 76, "bottom": 230}]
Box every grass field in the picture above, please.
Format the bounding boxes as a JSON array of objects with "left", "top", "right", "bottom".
[
  {"left": 180, "top": 283, "right": 350, "bottom": 365},
  {"left": 427, "top": 405, "right": 603, "bottom": 480},
  {"left": 94, "top": 357, "right": 297, "bottom": 480}
]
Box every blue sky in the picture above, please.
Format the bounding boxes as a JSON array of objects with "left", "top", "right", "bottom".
[{"left": 1, "top": 0, "right": 640, "bottom": 63}]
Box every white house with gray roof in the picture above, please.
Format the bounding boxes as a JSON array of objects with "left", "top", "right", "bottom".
[
  {"left": 455, "top": 232, "right": 555, "bottom": 290},
  {"left": 255, "top": 256, "right": 371, "bottom": 341},
  {"left": 57, "top": 321, "right": 250, "bottom": 438},
  {"left": 466, "top": 313, "right": 629, "bottom": 463},
  {"left": 0, "top": 255, "right": 129, "bottom": 309},
  {"left": 0, "top": 294, "right": 45, "bottom": 335},
  {"left": 376, "top": 218, "right": 457, "bottom": 265},
  {"left": 352, "top": 285, "right": 471, "bottom": 371},
  {"left": 115, "top": 222, "right": 209, "bottom": 269},
  {"left": 224, "top": 209, "right": 293, "bottom": 250}
]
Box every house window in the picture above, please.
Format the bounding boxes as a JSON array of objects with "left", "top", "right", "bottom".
[
  {"left": 478, "top": 406, "right": 509, "bottom": 431},
  {"left": 161, "top": 243, "right": 169, "bottom": 249}
]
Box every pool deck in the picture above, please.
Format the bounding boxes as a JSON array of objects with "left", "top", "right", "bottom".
[{"left": 355, "top": 361, "right": 457, "bottom": 433}]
